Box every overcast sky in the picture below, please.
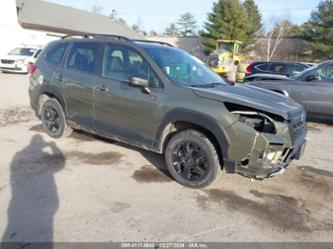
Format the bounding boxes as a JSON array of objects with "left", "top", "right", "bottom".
[{"left": 48, "top": 0, "right": 319, "bottom": 33}]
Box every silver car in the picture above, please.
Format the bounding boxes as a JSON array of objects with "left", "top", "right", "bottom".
[{"left": 247, "top": 60, "right": 333, "bottom": 117}]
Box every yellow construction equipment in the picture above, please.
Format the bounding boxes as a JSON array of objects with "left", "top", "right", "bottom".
[{"left": 207, "top": 40, "right": 246, "bottom": 77}]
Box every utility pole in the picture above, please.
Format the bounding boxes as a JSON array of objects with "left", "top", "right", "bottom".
[{"left": 110, "top": 9, "right": 117, "bottom": 20}]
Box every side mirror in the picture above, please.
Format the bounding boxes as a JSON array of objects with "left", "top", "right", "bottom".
[
  {"left": 129, "top": 76, "right": 151, "bottom": 94},
  {"left": 305, "top": 74, "right": 318, "bottom": 81}
]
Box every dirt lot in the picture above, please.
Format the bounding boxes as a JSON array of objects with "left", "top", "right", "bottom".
[{"left": 0, "top": 73, "right": 333, "bottom": 242}]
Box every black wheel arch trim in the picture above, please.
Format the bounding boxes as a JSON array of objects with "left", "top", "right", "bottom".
[
  {"left": 37, "top": 84, "right": 67, "bottom": 115},
  {"left": 154, "top": 108, "right": 230, "bottom": 160}
]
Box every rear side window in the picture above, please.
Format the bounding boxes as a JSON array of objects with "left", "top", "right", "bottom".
[
  {"left": 256, "top": 63, "right": 269, "bottom": 71},
  {"left": 268, "top": 63, "right": 287, "bottom": 73},
  {"left": 67, "top": 42, "right": 100, "bottom": 74},
  {"left": 45, "top": 43, "right": 68, "bottom": 65}
]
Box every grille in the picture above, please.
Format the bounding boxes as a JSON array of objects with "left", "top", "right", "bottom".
[{"left": 1, "top": 59, "right": 15, "bottom": 64}]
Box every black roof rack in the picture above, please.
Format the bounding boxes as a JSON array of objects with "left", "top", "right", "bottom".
[
  {"left": 132, "top": 39, "right": 174, "bottom": 47},
  {"left": 62, "top": 33, "right": 131, "bottom": 41},
  {"left": 61, "top": 34, "right": 174, "bottom": 47}
]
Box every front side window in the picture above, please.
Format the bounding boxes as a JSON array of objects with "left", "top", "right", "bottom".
[
  {"left": 288, "top": 64, "right": 307, "bottom": 74},
  {"left": 102, "top": 44, "right": 160, "bottom": 87},
  {"left": 142, "top": 46, "right": 225, "bottom": 87},
  {"left": 67, "top": 42, "right": 100, "bottom": 74},
  {"left": 45, "top": 43, "right": 68, "bottom": 65},
  {"left": 313, "top": 64, "right": 333, "bottom": 81}
]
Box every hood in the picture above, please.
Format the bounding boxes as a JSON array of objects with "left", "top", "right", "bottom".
[
  {"left": 1, "top": 55, "right": 30, "bottom": 61},
  {"left": 191, "top": 84, "right": 303, "bottom": 120}
]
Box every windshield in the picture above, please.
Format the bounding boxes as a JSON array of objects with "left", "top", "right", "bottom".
[
  {"left": 218, "top": 42, "right": 233, "bottom": 53},
  {"left": 142, "top": 46, "right": 225, "bottom": 87},
  {"left": 9, "top": 48, "right": 36, "bottom": 56}
]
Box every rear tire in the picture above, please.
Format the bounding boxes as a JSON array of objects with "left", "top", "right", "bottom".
[
  {"left": 165, "top": 129, "right": 221, "bottom": 188},
  {"left": 41, "top": 98, "right": 72, "bottom": 139}
]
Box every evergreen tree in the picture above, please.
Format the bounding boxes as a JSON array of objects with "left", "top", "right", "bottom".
[
  {"left": 164, "top": 23, "right": 179, "bottom": 36},
  {"left": 202, "top": 0, "right": 250, "bottom": 55},
  {"left": 302, "top": 0, "right": 333, "bottom": 59},
  {"left": 176, "top": 12, "right": 198, "bottom": 36},
  {"left": 243, "top": 0, "right": 263, "bottom": 48}
]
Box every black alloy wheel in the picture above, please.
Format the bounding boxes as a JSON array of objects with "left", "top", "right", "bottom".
[{"left": 171, "top": 141, "right": 209, "bottom": 181}]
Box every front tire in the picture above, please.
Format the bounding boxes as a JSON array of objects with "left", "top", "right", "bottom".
[
  {"left": 165, "top": 129, "right": 221, "bottom": 188},
  {"left": 41, "top": 98, "right": 72, "bottom": 139}
]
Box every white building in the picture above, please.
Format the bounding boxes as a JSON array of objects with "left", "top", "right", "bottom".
[{"left": 0, "top": 0, "right": 56, "bottom": 56}]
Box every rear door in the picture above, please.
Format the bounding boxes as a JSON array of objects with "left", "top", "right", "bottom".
[
  {"left": 94, "top": 43, "right": 164, "bottom": 148},
  {"left": 55, "top": 41, "right": 102, "bottom": 130},
  {"left": 38, "top": 41, "right": 69, "bottom": 85}
]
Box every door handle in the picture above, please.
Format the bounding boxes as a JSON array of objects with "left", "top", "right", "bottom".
[
  {"left": 54, "top": 75, "right": 63, "bottom": 81},
  {"left": 96, "top": 85, "right": 109, "bottom": 92}
]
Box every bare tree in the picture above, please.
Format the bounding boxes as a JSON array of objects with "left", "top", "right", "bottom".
[
  {"left": 262, "top": 16, "right": 292, "bottom": 61},
  {"left": 132, "top": 17, "right": 147, "bottom": 36},
  {"left": 91, "top": 1, "right": 102, "bottom": 14}
]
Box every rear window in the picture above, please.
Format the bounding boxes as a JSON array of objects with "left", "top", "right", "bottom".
[
  {"left": 66, "top": 42, "right": 100, "bottom": 74},
  {"left": 45, "top": 43, "right": 69, "bottom": 65}
]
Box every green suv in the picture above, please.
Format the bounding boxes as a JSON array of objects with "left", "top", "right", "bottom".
[{"left": 29, "top": 34, "right": 307, "bottom": 188}]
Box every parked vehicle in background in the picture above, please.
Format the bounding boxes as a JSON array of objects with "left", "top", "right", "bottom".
[
  {"left": 245, "top": 73, "right": 291, "bottom": 82},
  {"left": 245, "top": 61, "right": 311, "bottom": 81},
  {"left": 0, "top": 46, "right": 43, "bottom": 74},
  {"left": 247, "top": 60, "right": 333, "bottom": 117},
  {"left": 28, "top": 34, "right": 307, "bottom": 188}
]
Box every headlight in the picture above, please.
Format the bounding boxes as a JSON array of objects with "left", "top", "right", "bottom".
[
  {"left": 16, "top": 59, "right": 25, "bottom": 64},
  {"left": 263, "top": 147, "right": 284, "bottom": 164},
  {"left": 232, "top": 111, "right": 276, "bottom": 134}
]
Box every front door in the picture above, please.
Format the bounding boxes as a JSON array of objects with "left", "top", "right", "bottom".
[
  {"left": 94, "top": 43, "right": 165, "bottom": 149},
  {"left": 289, "top": 63, "right": 333, "bottom": 116}
]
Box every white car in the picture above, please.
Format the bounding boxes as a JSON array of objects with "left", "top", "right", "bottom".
[{"left": 0, "top": 47, "right": 43, "bottom": 74}]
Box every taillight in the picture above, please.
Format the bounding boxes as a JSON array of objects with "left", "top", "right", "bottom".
[
  {"left": 246, "top": 63, "right": 254, "bottom": 74},
  {"left": 28, "top": 64, "right": 37, "bottom": 74}
]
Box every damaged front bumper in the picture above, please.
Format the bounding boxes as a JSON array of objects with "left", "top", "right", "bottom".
[
  {"left": 236, "top": 135, "right": 306, "bottom": 179},
  {"left": 223, "top": 110, "right": 307, "bottom": 179}
]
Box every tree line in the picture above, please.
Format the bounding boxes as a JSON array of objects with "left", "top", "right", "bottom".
[
  {"left": 164, "top": 0, "right": 333, "bottom": 60},
  {"left": 91, "top": 0, "right": 333, "bottom": 60}
]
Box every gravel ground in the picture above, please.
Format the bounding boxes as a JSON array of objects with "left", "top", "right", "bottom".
[{"left": 0, "top": 73, "right": 332, "bottom": 242}]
